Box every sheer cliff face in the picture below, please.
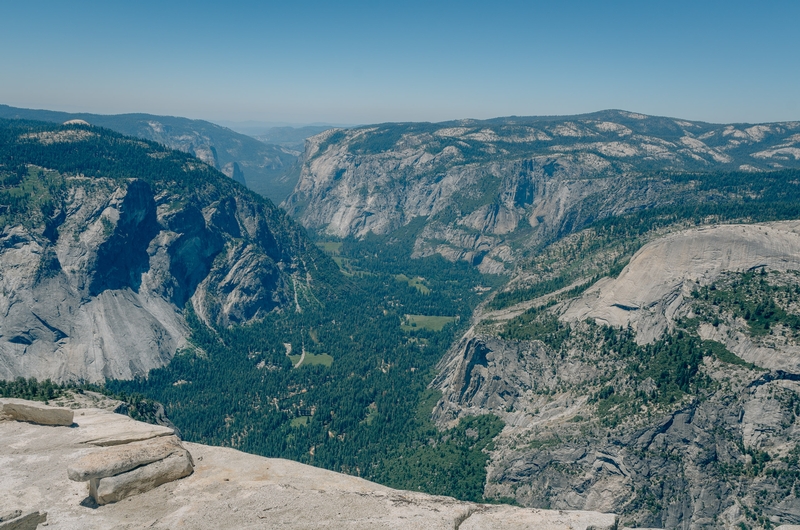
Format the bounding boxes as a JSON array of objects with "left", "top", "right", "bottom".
[
  {"left": 284, "top": 112, "right": 800, "bottom": 273},
  {"left": 0, "top": 122, "right": 322, "bottom": 384},
  {"left": 0, "top": 177, "right": 300, "bottom": 383},
  {"left": 431, "top": 222, "right": 800, "bottom": 528}
]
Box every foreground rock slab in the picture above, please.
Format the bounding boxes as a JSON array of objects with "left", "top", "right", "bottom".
[
  {"left": 67, "top": 433, "right": 195, "bottom": 505},
  {"left": 0, "top": 398, "right": 73, "bottom": 426},
  {"left": 0, "top": 510, "right": 46, "bottom": 530},
  {"left": 89, "top": 451, "right": 194, "bottom": 505},
  {"left": 68, "top": 435, "right": 186, "bottom": 482},
  {"left": 72, "top": 407, "right": 174, "bottom": 446},
  {"left": 0, "top": 401, "right": 618, "bottom": 529},
  {"left": 460, "top": 505, "right": 617, "bottom": 530}
]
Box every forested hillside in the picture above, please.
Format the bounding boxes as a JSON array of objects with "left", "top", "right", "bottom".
[
  {"left": 0, "top": 105, "right": 300, "bottom": 202},
  {"left": 108, "top": 232, "right": 507, "bottom": 501}
]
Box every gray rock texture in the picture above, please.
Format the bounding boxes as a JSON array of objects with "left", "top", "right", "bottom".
[
  {"left": 67, "top": 435, "right": 186, "bottom": 481},
  {"left": 0, "top": 398, "right": 73, "bottom": 426},
  {"left": 434, "top": 330, "right": 800, "bottom": 528},
  {"left": 0, "top": 511, "right": 46, "bottom": 530},
  {"left": 284, "top": 112, "right": 800, "bottom": 271},
  {"left": 88, "top": 450, "right": 194, "bottom": 505},
  {"left": 0, "top": 400, "right": 617, "bottom": 529},
  {"left": 0, "top": 173, "right": 315, "bottom": 383},
  {"left": 561, "top": 221, "right": 800, "bottom": 345},
  {"left": 431, "top": 223, "right": 800, "bottom": 528},
  {"left": 73, "top": 407, "right": 175, "bottom": 446}
]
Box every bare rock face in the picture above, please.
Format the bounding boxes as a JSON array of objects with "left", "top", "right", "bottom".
[
  {"left": 88, "top": 451, "right": 194, "bottom": 505},
  {"left": 431, "top": 222, "right": 800, "bottom": 528},
  {"left": 0, "top": 399, "right": 618, "bottom": 529},
  {"left": 68, "top": 435, "right": 186, "bottom": 482},
  {"left": 285, "top": 131, "right": 665, "bottom": 270},
  {"left": 433, "top": 328, "right": 800, "bottom": 528},
  {"left": 560, "top": 221, "right": 800, "bottom": 346},
  {"left": 74, "top": 408, "right": 175, "bottom": 446},
  {"left": 0, "top": 398, "right": 73, "bottom": 426},
  {"left": 284, "top": 113, "right": 800, "bottom": 269},
  {"left": 460, "top": 505, "right": 616, "bottom": 530},
  {"left": 0, "top": 510, "right": 47, "bottom": 530},
  {"left": 0, "top": 176, "right": 305, "bottom": 383}
]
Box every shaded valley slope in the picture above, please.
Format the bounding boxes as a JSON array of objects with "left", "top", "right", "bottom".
[{"left": 0, "top": 119, "right": 335, "bottom": 382}]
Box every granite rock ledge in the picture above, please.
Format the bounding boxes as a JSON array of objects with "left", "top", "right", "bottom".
[{"left": 0, "top": 398, "right": 622, "bottom": 529}]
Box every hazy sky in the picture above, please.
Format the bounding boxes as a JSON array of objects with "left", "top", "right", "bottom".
[{"left": 1, "top": 1, "right": 798, "bottom": 125}]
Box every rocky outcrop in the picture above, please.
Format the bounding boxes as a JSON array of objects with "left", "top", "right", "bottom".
[
  {"left": 560, "top": 221, "right": 800, "bottom": 345},
  {"left": 431, "top": 222, "right": 800, "bottom": 528},
  {"left": 0, "top": 510, "right": 46, "bottom": 530},
  {"left": 284, "top": 112, "right": 800, "bottom": 268},
  {"left": 0, "top": 178, "right": 292, "bottom": 382},
  {"left": 0, "top": 398, "right": 74, "bottom": 426},
  {"left": 0, "top": 398, "right": 618, "bottom": 529},
  {"left": 67, "top": 435, "right": 188, "bottom": 482},
  {"left": 433, "top": 329, "right": 800, "bottom": 528},
  {"left": 0, "top": 402, "right": 195, "bottom": 507},
  {"left": 0, "top": 123, "right": 324, "bottom": 383},
  {"left": 87, "top": 450, "right": 194, "bottom": 505}
]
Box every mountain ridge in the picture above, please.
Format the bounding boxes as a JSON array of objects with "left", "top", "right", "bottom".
[
  {"left": 284, "top": 110, "right": 800, "bottom": 273},
  {"left": 0, "top": 105, "right": 301, "bottom": 202},
  {"left": 429, "top": 219, "right": 800, "bottom": 527},
  {"left": 0, "top": 119, "right": 337, "bottom": 382}
]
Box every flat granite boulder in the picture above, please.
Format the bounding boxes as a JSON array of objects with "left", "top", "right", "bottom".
[
  {"left": 460, "top": 505, "right": 618, "bottom": 530},
  {"left": 68, "top": 435, "right": 186, "bottom": 482},
  {"left": 73, "top": 408, "right": 174, "bottom": 446},
  {"left": 0, "top": 510, "right": 47, "bottom": 530},
  {"left": 89, "top": 451, "right": 194, "bottom": 505},
  {"left": 0, "top": 398, "right": 73, "bottom": 426}
]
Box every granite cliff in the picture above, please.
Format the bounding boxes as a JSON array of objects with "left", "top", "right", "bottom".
[
  {"left": 0, "top": 119, "right": 333, "bottom": 383},
  {"left": 284, "top": 111, "right": 800, "bottom": 273},
  {"left": 432, "top": 222, "right": 800, "bottom": 528}
]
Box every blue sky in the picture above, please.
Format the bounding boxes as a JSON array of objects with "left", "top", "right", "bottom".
[{"left": 1, "top": 1, "right": 798, "bottom": 125}]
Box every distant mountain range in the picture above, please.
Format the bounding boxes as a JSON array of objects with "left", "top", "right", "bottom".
[
  {"left": 0, "top": 105, "right": 309, "bottom": 203},
  {"left": 252, "top": 126, "right": 341, "bottom": 151},
  {"left": 285, "top": 109, "right": 800, "bottom": 273},
  {"left": 211, "top": 120, "right": 346, "bottom": 151}
]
